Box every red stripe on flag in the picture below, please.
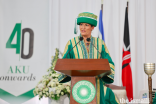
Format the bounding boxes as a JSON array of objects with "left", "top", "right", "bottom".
[{"left": 122, "top": 63, "right": 133, "bottom": 101}]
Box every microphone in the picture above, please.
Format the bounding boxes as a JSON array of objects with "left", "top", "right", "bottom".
[
  {"left": 86, "top": 38, "right": 102, "bottom": 59},
  {"left": 66, "top": 37, "right": 83, "bottom": 58}
]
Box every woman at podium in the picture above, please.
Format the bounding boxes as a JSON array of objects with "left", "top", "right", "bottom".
[{"left": 58, "top": 12, "right": 120, "bottom": 104}]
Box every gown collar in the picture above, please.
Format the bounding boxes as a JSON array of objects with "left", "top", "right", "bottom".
[{"left": 79, "top": 34, "right": 94, "bottom": 59}]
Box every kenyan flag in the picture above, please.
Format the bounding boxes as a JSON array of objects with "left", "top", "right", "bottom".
[{"left": 122, "top": 6, "right": 133, "bottom": 102}]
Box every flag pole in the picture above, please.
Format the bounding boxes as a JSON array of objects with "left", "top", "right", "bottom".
[
  {"left": 101, "top": 0, "right": 103, "bottom": 15},
  {"left": 127, "top": 1, "right": 129, "bottom": 13}
]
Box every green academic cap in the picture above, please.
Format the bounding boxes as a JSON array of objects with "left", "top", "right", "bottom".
[{"left": 74, "top": 12, "right": 97, "bottom": 34}]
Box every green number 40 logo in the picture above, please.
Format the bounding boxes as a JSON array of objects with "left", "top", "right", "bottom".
[{"left": 6, "top": 23, "right": 34, "bottom": 59}]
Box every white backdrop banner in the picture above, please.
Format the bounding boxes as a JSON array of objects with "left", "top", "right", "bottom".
[{"left": 0, "top": 0, "right": 49, "bottom": 104}]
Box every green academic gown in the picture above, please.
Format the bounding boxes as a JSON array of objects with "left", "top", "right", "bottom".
[{"left": 58, "top": 35, "right": 120, "bottom": 104}]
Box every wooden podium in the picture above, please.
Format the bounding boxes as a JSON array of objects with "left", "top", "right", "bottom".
[{"left": 55, "top": 59, "right": 111, "bottom": 104}]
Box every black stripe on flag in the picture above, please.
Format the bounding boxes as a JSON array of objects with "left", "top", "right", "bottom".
[{"left": 123, "top": 7, "right": 130, "bottom": 50}]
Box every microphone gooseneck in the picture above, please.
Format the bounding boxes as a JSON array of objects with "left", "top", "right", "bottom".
[
  {"left": 66, "top": 37, "right": 83, "bottom": 58},
  {"left": 86, "top": 38, "right": 102, "bottom": 59}
]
